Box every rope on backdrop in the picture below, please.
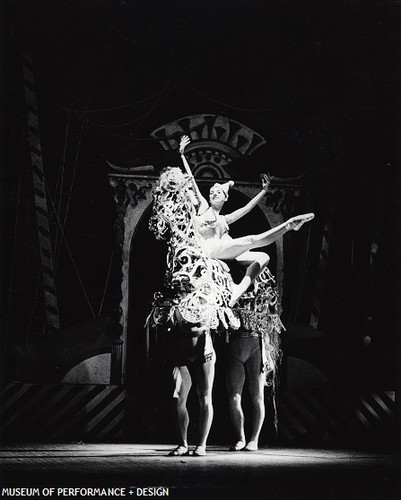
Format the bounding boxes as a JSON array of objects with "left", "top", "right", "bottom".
[
  {"left": 45, "top": 180, "right": 96, "bottom": 319},
  {"left": 82, "top": 85, "right": 176, "bottom": 129},
  {"left": 180, "top": 77, "right": 291, "bottom": 113},
  {"left": 36, "top": 71, "right": 285, "bottom": 142}
]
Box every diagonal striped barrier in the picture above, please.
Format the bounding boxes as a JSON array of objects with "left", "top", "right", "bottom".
[
  {"left": 0, "top": 384, "right": 126, "bottom": 442},
  {"left": 1, "top": 383, "right": 395, "bottom": 447},
  {"left": 277, "top": 389, "right": 396, "bottom": 447}
]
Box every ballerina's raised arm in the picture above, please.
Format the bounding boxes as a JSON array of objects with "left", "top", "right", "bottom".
[{"left": 179, "top": 135, "right": 209, "bottom": 214}]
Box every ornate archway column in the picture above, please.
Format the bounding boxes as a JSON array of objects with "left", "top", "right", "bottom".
[{"left": 108, "top": 174, "right": 156, "bottom": 383}]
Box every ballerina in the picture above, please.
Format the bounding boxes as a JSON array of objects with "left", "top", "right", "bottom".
[{"left": 178, "top": 135, "right": 314, "bottom": 306}]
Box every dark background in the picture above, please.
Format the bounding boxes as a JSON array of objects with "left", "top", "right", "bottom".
[{"left": 0, "top": 0, "right": 400, "bottom": 443}]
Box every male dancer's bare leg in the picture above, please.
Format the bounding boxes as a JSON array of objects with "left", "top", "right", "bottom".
[
  {"left": 244, "top": 359, "right": 266, "bottom": 452},
  {"left": 226, "top": 355, "right": 247, "bottom": 451},
  {"left": 169, "top": 366, "right": 192, "bottom": 456},
  {"left": 192, "top": 356, "right": 215, "bottom": 456}
]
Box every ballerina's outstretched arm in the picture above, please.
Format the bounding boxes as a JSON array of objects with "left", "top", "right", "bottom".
[
  {"left": 179, "top": 135, "right": 209, "bottom": 213},
  {"left": 225, "top": 174, "right": 271, "bottom": 225}
]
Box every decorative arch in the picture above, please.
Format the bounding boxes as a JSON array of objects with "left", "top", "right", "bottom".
[
  {"left": 108, "top": 175, "right": 155, "bottom": 381},
  {"left": 151, "top": 114, "right": 266, "bottom": 179}
]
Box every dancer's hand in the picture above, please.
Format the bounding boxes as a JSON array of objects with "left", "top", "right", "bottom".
[
  {"left": 261, "top": 173, "right": 271, "bottom": 192},
  {"left": 286, "top": 213, "right": 315, "bottom": 231},
  {"left": 179, "top": 135, "right": 191, "bottom": 154}
]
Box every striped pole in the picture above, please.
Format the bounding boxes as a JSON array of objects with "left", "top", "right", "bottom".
[{"left": 22, "top": 53, "right": 60, "bottom": 332}]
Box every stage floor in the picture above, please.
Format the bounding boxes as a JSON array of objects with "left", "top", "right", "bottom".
[{"left": 0, "top": 444, "right": 399, "bottom": 499}]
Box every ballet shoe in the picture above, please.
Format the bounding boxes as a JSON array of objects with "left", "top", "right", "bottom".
[
  {"left": 229, "top": 440, "right": 246, "bottom": 452},
  {"left": 192, "top": 445, "right": 206, "bottom": 456},
  {"left": 229, "top": 288, "right": 240, "bottom": 308},
  {"left": 229, "top": 283, "right": 247, "bottom": 307},
  {"left": 292, "top": 212, "right": 315, "bottom": 231},
  {"left": 229, "top": 297, "right": 238, "bottom": 308},
  {"left": 244, "top": 441, "right": 258, "bottom": 452},
  {"left": 168, "top": 445, "right": 189, "bottom": 457}
]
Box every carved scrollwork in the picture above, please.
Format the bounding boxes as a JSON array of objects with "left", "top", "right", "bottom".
[
  {"left": 126, "top": 181, "right": 153, "bottom": 207},
  {"left": 109, "top": 176, "right": 154, "bottom": 209}
]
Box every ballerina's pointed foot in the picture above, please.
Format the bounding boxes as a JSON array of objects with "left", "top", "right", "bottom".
[
  {"left": 229, "top": 297, "right": 238, "bottom": 308},
  {"left": 244, "top": 441, "right": 258, "bottom": 452},
  {"left": 260, "top": 173, "right": 271, "bottom": 188},
  {"left": 192, "top": 445, "right": 206, "bottom": 457},
  {"left": 168, "top": 445, "right": 189, "bottom": 457},
  {"left": 229, "top": 440, "right": 246, "bottom": 452},
  {"left": 229, "top": 283, "right": 249, "bottom": 307},
  {"left": 292, "top": 212, "right": 315, "bottom": 231},
  {"left": 229, "top": 286, "right": 240, "bottom": 308}
]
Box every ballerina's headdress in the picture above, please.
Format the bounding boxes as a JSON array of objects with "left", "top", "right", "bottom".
[{"left": 211, "top": 180, "right": 234, "bottom": 200}]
